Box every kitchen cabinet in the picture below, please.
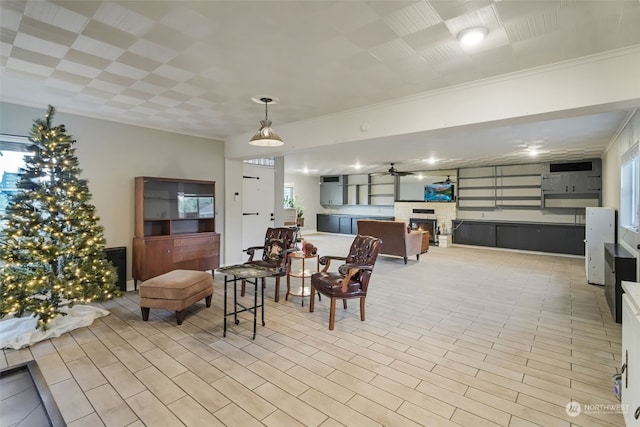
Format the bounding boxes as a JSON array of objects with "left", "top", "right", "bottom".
[
  {"left": 453, "top": 220, "right": 585, "bottom": 255},
  {"left": 317, "top": 214, "right": 394, "bottom": 234},
  {"left": 452, "top": 221, "right": 496, "bottom": 247},
  {"left": 541, "top": 171, "right": 601, "bottom": 194},
  {"left": 339, "top": 216, "right": 353, "bottom": 234},
  {"left": 541, "top": 159, "right": 601, "bottom": 208},
  {"left": 317, "top": 214, "right": 339, "bottom": 233},
  {"left": 320, "top": 175, "right": 346, "bottom": 205}
]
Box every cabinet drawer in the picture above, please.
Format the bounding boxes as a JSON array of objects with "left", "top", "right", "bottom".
[
  {"left": 173, "top": 241, "right": 214, "bottom": 254},
  {"left": 172, "top": 249, "right": 215, "bottom": 263},
  {"left": 173, "top": 235, "right": 214, "bottom": 247}
]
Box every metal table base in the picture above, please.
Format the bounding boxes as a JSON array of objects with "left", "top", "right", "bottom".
[{"left": 218, "top": 265, "right": 276, "bottom": 340}]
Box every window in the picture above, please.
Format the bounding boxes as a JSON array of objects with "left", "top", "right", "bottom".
[
  {"left": 284, "top": 185, "right": 294, "bottom": 207},
  {"left": 1, "top": 135, "right": 32, "bottom": 230},
  {"left": 620, "top": 142, "right": 639, "bottom": 231},
  {"left": 243, "top": 158, "right": 274, "bottom": 167}
]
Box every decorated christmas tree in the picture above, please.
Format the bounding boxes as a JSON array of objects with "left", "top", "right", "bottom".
[{"left": 0, "top": 106, "right": 120, "bottom": 329}]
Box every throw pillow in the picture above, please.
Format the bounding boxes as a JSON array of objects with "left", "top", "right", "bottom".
[{"left": 266, "top": 238, "right": 285, "bottom": 260}]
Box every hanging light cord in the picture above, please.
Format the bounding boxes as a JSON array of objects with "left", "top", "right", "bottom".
[{"left": 262, "top": 97, "right": 272, "bottom": 121}]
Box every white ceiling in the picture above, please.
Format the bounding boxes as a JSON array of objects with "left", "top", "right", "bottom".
[{"left": 1, "top": 0, "right": 640, "bottom": 175}]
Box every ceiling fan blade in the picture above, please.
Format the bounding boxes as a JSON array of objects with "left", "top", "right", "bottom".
[
  {"left": 371, "top": 163, "right": 414, "bottom": 176},
  {"left": 434, "top": 175, "right": 454, "bottom": 184}
]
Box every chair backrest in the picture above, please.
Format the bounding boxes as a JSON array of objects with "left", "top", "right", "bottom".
[
  {"left": 345, "top": 234, "right": 382, "bottom": 290},
  {"left": 262, "top": 227, "right": 298, "bottom": 264}
]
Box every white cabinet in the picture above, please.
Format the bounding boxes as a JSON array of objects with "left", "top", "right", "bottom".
[{"left": 622, "top": 281, "right": 640, "bottom": 426}]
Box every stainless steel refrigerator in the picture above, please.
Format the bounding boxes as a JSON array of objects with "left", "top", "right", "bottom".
[{"left": 585, "top": 207, "right": 615, "bottom": 285}]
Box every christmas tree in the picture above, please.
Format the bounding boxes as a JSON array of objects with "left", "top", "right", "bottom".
[{"left": 0, "top": 106, "right": 120, "bottom": 329}]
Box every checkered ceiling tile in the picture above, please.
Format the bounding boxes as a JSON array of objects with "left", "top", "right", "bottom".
[{"left": 1, "top": 0, "right": 639, "bottom": 173}]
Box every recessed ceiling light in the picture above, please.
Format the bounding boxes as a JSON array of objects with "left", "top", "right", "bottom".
[
  {"left": 426, "top": 157, "right": 437, "bottom": 164},
  {"left": 457, "top": 27, "right": 488, "bottom": 46}
]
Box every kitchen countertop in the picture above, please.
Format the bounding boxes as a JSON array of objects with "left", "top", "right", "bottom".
[
  {"left": 452, "top": 219, "right": 585, "bottom": 227},
  {"left": 318, "top": 214, "right": 394, "bottom": 219}
]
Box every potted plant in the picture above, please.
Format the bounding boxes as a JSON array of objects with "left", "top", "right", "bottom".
[
  {"left": 296, "top": 204, "right": 304, "bottom": 227},
  {"left": 284, "top": 196, "right": 304, "bottom": 227}
]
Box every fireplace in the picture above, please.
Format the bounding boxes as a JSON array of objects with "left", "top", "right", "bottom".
[{"left": 409, "top": 218, "right": 437, "bottom": 243}]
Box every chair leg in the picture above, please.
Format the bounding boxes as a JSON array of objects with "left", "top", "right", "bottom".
[
  {"left": 205, "top": 295, "right": 212, "bottom": 307},
  {"left": 141, "top": 307, "right": 150, "bottom": 321},
  {"left": 329, "top": 298, "right": 336, "bottom": 330},
  {"left": 176, "top": 310, "right": 184, "bottom": 325},
  {"left": 360, "top": 297, "right": 365, "bottom": 321},
  {"left": 416, "top": 254, "right": 420, "bottom": 260},
  {"left": 343, "top": 299, "right": 347, "bottom": 309},
  {"left": 403, "top": 256, "right": 408, "bottom": 264},
  {"left": 309, "top": 286, "right": 316, "bottom": 312},
  {"left": 274, "top": 277, "right": 280, "bottom": 302}
]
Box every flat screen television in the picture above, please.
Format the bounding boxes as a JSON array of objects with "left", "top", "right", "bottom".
[{"left": 424, "top": 183, "right": 454, "bottom": 202}]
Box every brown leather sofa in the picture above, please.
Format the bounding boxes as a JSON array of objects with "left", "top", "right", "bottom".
[{"left": 356, "top": 220, "right": 423, "bottom": 264}]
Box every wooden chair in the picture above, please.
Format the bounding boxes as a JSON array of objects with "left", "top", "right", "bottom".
[
  {"left": 309, "top": 235, "right": 382, "bottom": 330},
  {"left": 243, "top": 227, "right": 298, "bottom": 302}
]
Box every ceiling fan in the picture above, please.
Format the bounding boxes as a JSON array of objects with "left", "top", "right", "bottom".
[
  {"left": 434, "top": 175, "right": 455, "bottom": 184},
  {"left": 373, "top": 163, "right": 414, "bottom": 176}
]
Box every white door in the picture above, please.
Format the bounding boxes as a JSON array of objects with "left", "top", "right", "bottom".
[{"left": 242, "top": 164, "right": 275, "bottom": 254}]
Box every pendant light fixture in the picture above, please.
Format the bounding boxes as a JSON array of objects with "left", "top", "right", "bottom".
[{"left": 249, "top": 97, "right": 284, "bottom": 146}]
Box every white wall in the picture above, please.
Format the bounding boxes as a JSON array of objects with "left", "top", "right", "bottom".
[
  {"left": 224, "top": 158, "right": 244, "bottom": 266},
  {"left": 284, "top": 173, "right": 322, "bottom": 232},
  {"left": 0, "top": 102, "right": 225, "bottom": 285},
  {"left": 602, "top": 110, "right": 640, "bottom": 278}
]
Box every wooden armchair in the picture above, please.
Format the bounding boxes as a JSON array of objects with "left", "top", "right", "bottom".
[
  {"left": 309, "top": 235, "right": 382, "bottom": 330},
  {"left": 243, "top": 227, "right": 298, "bottom": 302}
]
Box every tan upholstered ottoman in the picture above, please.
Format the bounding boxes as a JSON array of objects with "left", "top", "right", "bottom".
[{"left": 139, "top": 270, "right": 214, "bottom": 325}]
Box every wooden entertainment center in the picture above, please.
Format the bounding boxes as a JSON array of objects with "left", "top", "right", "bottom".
[{"left": 132, "top": 177, "right": 220, "bottom": 287}]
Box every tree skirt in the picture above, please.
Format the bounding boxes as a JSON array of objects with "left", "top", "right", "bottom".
[{"left": 0, "top": 305, "right": 109, "bottom": 350}]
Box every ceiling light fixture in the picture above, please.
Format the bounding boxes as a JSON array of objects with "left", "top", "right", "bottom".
[
  {"left": 249, "top": 97, "right": 284, "bottom": 147},
  {"left": 457, "top": 27, "right": 488, "bottom": 46}
]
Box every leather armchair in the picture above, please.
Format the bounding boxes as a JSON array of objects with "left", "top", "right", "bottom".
[
  {"left": 309, "top": 235, "right": 382, "bottom": 330},
  {"left": 243, "top": 227, "right": 298, "bottom": 302}
]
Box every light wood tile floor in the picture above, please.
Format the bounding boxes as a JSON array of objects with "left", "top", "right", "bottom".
[{"left": 1, "top": 234, "right": 625, "bottom": 426}]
